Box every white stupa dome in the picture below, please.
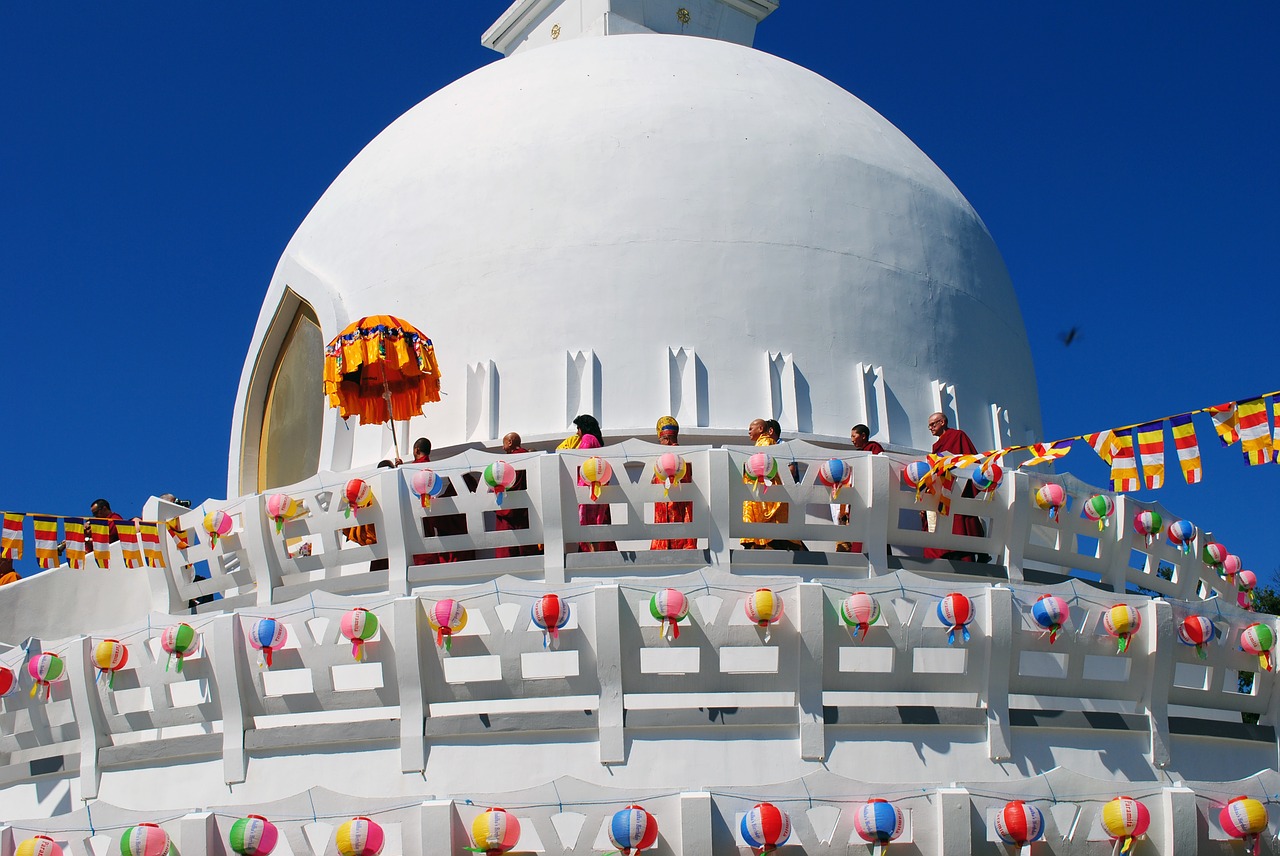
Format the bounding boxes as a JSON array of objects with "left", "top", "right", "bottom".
[{"left": 231, "top": 6, "right": 1041, "bottom": 492}]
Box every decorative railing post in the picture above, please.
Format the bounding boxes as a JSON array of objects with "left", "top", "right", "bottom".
[
  {"left": 679, "top": 791, "right": 714, "bottom": 854},
  {"left": 237, "top": 493, "right": 282, "bottom": 606},
  {"left": 984, "top": 586, "right": 1013, "bottom": 761},
  {"left": 178, "top": 811, "right": 217, "bottom": 855},
  {"left": 1158, "top": 785, "right": 1198, "bottom": 853},
  {"left": 211, "top": 612, "right": 248, "bottom": 785},
  {"left": 595, "top": 584, "right": 625, "bottom": 764},
  {"left": 796, "top": 582, "right": 825, "bottom": 760},
  {"left": 419, "top": 800, "right": 458, "bottom": 852},
  {"left": 1145, "top": 597, "right": 1174, "bottom": 768},
  {"left": 378, "top": 467, "right": 411, "bottom": 597},
  {"left": 1002, "top": 470, "right": 1031, "bottom": 581},
  {"left": 66, "top": 635, "right": 106, "bottom": 800},
  {"left": 935, "top": 786, "right": 973, "bottom": 856},
  {"left": 394, "top": 596, "right": 426, "bottom": 773},
  {"left": 863, "top": 454, "right": 893, "bottom": 575},
  {"left": 705, "top": 448, "right": 734, "bottom": 567},
  {"left": 538, "top": 454, "right": 567, "bottom": 584},
  {"left": 1107, "top": 494, "right": 1135, "bottom": 593}
]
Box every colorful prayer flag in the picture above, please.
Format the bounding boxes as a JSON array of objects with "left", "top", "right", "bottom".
[
  {"left": 166, "top": 518, "right": 191, "bottom": 550},
  {"left": 1210, "top": 403, "right": 1239, "bottom": 446},
  {"left": 1022, "top": 440, "right": 1071, "bottom": 468},
  {"left": 117, "top": 521, "right": 142, "bottom": 569},
  {"left": 89, "top": 519, "right": 112, "bottom": 568},
  {"left": 1273, "top": 399, "right": 1280, "bottom": 463},
  {"left": 1169, "top": 413, "right": 1203, "bottom": 484},
  {"left": 1085, "top": 430, "right": 1119, "bottom": 465},
  {"left": 64, "top": 517, "right": 86, "bottom": 569},
  {"left": 1238, "top": 398, "right": 1272, "bottom": 465},
  {"left": 1109, "top": 429, "right": 1141, "bottom": 493},
  {"left": 1135, "top": 421, "right": 1165, "bottom": 490},
  {"left": 1, "top": 513, "right": 24, "bottom": 560},
  {"left": 140, "top": 522, "right": 165, "bottom": 569},
  {"left": 32, "top": 516, "right": 60, "bottom": 569}
]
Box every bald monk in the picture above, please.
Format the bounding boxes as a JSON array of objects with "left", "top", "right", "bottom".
[
  {"left": 494, "top": 432, "right": 537, "bottom": 558},
  {"left": 923, "top": 412, "right": 985, "bottom": 561}
]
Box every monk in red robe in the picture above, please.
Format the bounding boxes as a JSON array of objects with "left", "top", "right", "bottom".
[
  {"left": 837, "top": 424, "right": 883, "bottom": 553},
  {"left": 923, "top": 412, "right": 985, "bottom": 561}
]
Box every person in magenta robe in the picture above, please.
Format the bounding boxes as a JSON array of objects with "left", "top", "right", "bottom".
[
  {"left": 837, "top": 424, "right": 883, "bottom": 553},
  {"left": 923, "top": 412, "right": 985, "bottom": 562},
  {"left": 572, "top": 415, "right": 617, "bottom": 553}
]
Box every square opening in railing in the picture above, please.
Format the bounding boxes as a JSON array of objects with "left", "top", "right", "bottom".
[
  {"left": 1127, "top": 549, "right": 1148, "bottom": 572},
  {"left": 1225, "top": 668, "right": 1255, "bottom": 696},
  {"left": 1173, "top": 662, "right": 1210, "bottom": 691},
  {"left": 1018, "top": 651, "right": 1068, "bottom": 679},
  {"left": 338, "top": 522, "right": 378, "bottom": 550},
  {"left": 1074, "top": 534, "right": 1100, "bottom": 559},
  {"left": 912, "top": 648, "right": 967, "bottom": 675},
  {"left": 1082, "top": 654, "right": 1130, "bottom": 682}
]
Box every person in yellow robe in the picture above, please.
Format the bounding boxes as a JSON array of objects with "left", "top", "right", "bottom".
[{"left": 741, "top": 419, "right": 803, "bottom": 549}]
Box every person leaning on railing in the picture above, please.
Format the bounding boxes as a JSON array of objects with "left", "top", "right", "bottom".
[
  {"left": 567, "top": 414, "right": 617, "bottom": 553},
  {"left": 741, "top": 418, "right": 805, "bottom": 551},
  {"left": 836, "top": 424, "right": 883, "bottom": 553}
]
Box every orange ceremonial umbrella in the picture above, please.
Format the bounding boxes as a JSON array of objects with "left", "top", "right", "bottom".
[{"left": 323, "top": 316, "right": 442, "bottom": 433}]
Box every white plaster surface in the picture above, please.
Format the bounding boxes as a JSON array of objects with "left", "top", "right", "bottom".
[{"left": 231, "top": 29, "right": 1042, "bottom": 488}]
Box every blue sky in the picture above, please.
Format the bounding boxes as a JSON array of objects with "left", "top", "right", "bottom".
[{"left": 1, "top": 2, "right": 1277, "bottom": 576}]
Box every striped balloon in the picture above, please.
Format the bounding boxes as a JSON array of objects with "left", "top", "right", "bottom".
[
  {"left": 1220, "top": 796, "right": 1268, "bottom": 855},
  {"left": 1031, "top": 594, "right": 1070, "bottom": 644},
  {"left": 1101, "top": 796, "right": 1150, "bottom": 854},
  {"left": 120, "top": 823, "right": 170, "bottom": 856},
  {"left": 650, "top": 588, "right": 690, "bottom": 641},
  {"left": 1221, "top": 553, "right": 1243, "bottom": 581},
  {"left": 484, "top": 461, "right": 519, "bottom": 506},
  {"left": 531, "top": 594, "right": 571, "bottom": 648},
  {"left": 903, "top": 460, "right": 932, "bottom": 489},
  {"left": 740, "top": 802, "right": 790, "bottom": 853},
  {"left": 744, "top": 588, "right": 784, "bottom": 642},
  {"left": 970, "top": 463, "right": 1002, "bottom": 496},
  {"left": 340, "top": 608, "right": 379, "bottom": 661},
  {"left": 335, "top": 817, "right": 384, "bottom": 856},
  {"left": 410, "top": 469, "right": 446, "bottom": 509},
  {"left": 653, "top": 452, "right": 688, "bottom": 498},
  {"left": 0, "top": 665, "right": 16, "bottom": 697},
  {"left": 229, "top": 815, "right": 278, "bottom": 856},
  {"left": 428, "top": 599, "right": 468, "bottom": 650},
  {"left": 1237, "top": 569, "right": 1259, "bottom": 610},
  {"left": 818, "top": 458, "right": 852, "bottom": 500},
  {"left": 202, "top": 510, "right": 233, "bottom": 546},
  {"left": 1167, "top": 519, "right": 1196, "bottom": 554},
  {"left": 1241, "top": 623, "right": 1276, "bottom": 672},
  {"left": 994, "top": 800, "right": 1044, "bottom": 852},
  {"left": 343, "top": 479, "right": 373, "bottom": 517},
  {"left": 249, "top": 618, "right": 288, "bottom": 667},
  {"left": 471, "top": 807, "right": 520, "bottom": 855},
  {"left": 1202, "top": 541, "right": 1228, "bottom": 568},
  {"left": 15, "top": 836, "right": 62, "bottom": 856},
  {"left": 581, "top": 456, "right": 613, "bottom": 502},
  {"left": 92, "top": 639, "right": 129, "bottom": 689},
  {"left": 265, "top": 494, "right": 301, "bottom": 533},
  {"left": 745, "top": 453, "right": 778, "bottom": 494},
  {"left": 1132, "top": 510, "right": 1163, "bottom": 545},
  {"left": 1083, "top": 494, "right": 1114, "bottom": 530},
  {"left": 1177, "top": 615, "right": 1218, "bottom": 659},
  {"left": 1103, "top": 604, "right": 1141, "bottom": 654},
  {"left": 608, "top": 805, "right": 658, "bottom": 855},
  {"left": 1033, "top": 483, "right": 1066, "bottom": 520},
  {"left": 27, "top": 652, "right": 65, "bottom": 700},
  {"left": 937, "top": 592, "right": 973, "bottom": 645},
  {"left": 840, "top": 592, "right": 881, "bottom": 641},
  {"left": 853, "top": 798, "right": 904, "bottom": 852},
  {"left": 160, "top": 623, "right": 199, "bottom": 673}
]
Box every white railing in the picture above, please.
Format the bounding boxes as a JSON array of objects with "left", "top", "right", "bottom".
[
  {"left": 0, "top": 569, "right": 1276, "bottom": 854},
  {"left": 133, "top": 439, "right": 1236, "bottom": 610}
]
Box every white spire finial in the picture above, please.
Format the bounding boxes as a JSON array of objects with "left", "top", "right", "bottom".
[{"left": 483, "top": 0, "right": 779, "bottom": 57}]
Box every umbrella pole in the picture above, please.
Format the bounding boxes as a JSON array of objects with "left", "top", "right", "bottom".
[{"left": 383, "top": 384, "right": 399, "bottom": 453}]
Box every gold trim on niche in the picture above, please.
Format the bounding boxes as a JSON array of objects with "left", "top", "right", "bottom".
[{"left": 257, "top": 302, "right": 321, "bottom": 493}]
